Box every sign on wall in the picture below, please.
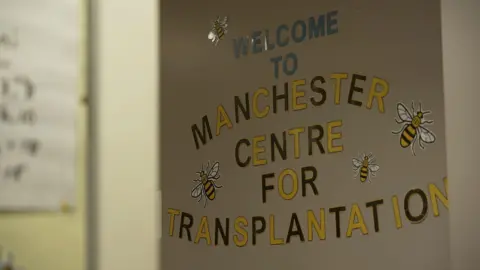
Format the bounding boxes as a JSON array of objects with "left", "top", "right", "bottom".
[
  {"left": 0, "top": 0, "right": 78, "bottom": 211},
  {"left": 161, "top": 1, "right": 449, "bottom": 269}
]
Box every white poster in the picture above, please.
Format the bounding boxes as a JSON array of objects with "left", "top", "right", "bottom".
[{"left": 0, "top": 0, "right": 78, "bottom": 211}]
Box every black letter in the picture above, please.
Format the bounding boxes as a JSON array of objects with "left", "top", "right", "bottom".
[
  {"left": 404, "top": 189, "right": 428, "bottom": 223},
  {"left": 271, "top": 132, "right": 287, "bottom": 162},
  {"left": 308, "top": 125, "right": 325, "bottom": 155},
  {"left": 301, "top": 166, "right": 319, "bottom": 197},
  {"left": 179, "top": 212, "right": 194, "bottom": 241},
  {"left": 348, "top": 74, "right": 365, "bottom": 107},
  {"left": 286, "top": 213, "right": 305, "bottom": 243},
  {"left": 329, "top": 206, "right": 346, "bottom": 238},
  {"left": 235, "top": 139, "right": 251, "bottom": 167},
  {"left": 366, "top": 199, "right": 383, "bottom": 232},
  {"left": 234, "top": 93, "right": 251, "bottom": 123},
  {"left": 273, "top": 82, "right": 289, "bottom": 113},
  {"left": 310, "top": 76, "right": 326, "bottom": 106},
  {"left": 191, "top": 115, "right": 213, "bottom": 150},
  {"left": 262, "top": 173, "right": 275, "bottom": 203},
  {"left": 215, "top": 218, "right": 229, "bottom": 246},
  {"left": 252, "top": 216, "right": 266, "bottom": 245}
]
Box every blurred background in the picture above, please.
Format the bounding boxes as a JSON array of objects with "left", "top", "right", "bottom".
[{"left": 0, "top": 0, "right": 157, "bottom": 269}]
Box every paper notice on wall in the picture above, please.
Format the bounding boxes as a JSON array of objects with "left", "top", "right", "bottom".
[{"left": 0, "top": 0, "right": 78, "bottom": 211}]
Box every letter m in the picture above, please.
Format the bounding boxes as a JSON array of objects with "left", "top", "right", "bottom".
[
  {"left": 191, "top": 115, "right": 213, "bottom": 150},
  {"left": 308, "top": 15, "right": 326, "bottom": 39}
]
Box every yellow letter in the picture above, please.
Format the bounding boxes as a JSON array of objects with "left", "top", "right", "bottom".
[
  {"left": 269, "top": 215, "right": 285, "bottom": 245},
  {"left": 216, "top": 104, "right": 233, "bottom": 136},
  {"left": 278, "top": 168, "right": 298, "bottom": 200},
  {"left": 292, "top": 79, "right": 307, "bottom": 111},
  {"left": 234, "top": 216, "right": 248, "bottom": 247},
  {"left": 327, "top": 120, "right": 343, "bottom": 153},
  {"left": 367, "top": 77, "right": 389, "bottom": 113},
  {"left": 330, "top": 73, "right": 348, "bottom": 105},
  {"left": 429, "top": 177, "right": 449, "bottom": 217},
  {"left": 252, "top": 135, "right": 267, "bottom": 166},
  {"left": 288, "top": 127, "right": 305, "bottom": 159},
  {"left": 307, "top": 209, "right": 326, "bottom": 241},
  {"left": 194, "top": 216, "right": 212, "bottom": 245},
  {"left": 392, "top": 195, "right": 403, "bottom": 229},
  {"left": 346, "top": 203, "right": 368, "bottom": 237},
  {"left": 167, "top": 208, "right": 180, "bottom": 236},
  {"left": 253, "top": 88, "right": 270, "bottom": 118}
]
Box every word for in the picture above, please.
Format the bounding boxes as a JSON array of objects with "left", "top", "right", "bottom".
[
  {"left": 191, "top": 73, "right": 389, "bottom": 150},
  {"left": 166, "top": 178, "right": 448, "bottom": 247},
  {"left": 261, "top": 165, "right": 326, "bottom": 203},
  {"left": 235, "top": 122, "right": 342, "bottom": 168}
]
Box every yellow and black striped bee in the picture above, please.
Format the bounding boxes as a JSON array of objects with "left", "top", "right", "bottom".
[
  {"left": 208, "top": 16, "right": 228, "bottom": 46},
  {"left": 191, "top": 161, "right": 222, "bottom": 207},
  {"left": 393, "top": 101, "right": 436, "bottom": 156},
  {"left": 352, "top": 153, "right": 379, "bottom": 183}
]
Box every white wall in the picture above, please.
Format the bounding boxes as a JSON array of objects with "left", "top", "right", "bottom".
[
  {"left": 442, "top": 1, "right": 480, "bottom": 270},
  {"left": 94, "top": 0, "right": 159, "bottom": 269}
]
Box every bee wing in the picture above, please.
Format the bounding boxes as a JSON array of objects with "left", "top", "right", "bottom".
[
  {"left": 352, "top": 158, "right": 362, "bottom": 168},
  {"left": 369, "top": 165, "right": 380, "bottom": 172},
  {"left": 418, "top": 126, "right": 436, "bottom": 143},
  {"left": 208, "top": 162, "right": 220, "bottom": 178},
  {"left": 191, "top": 183, "right": 203, "bottom": 198},
  {"left": 397, "top": 103, "right": 413, "bottom": 121}
]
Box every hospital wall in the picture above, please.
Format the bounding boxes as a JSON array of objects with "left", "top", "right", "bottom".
[{"left": 0, "top": 1, "right": 479, "bottom": 270}]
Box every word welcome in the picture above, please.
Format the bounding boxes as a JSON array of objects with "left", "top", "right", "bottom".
[
  {"left": 167, "top": 178, "right": 448, "bottom": 247},
  {"left": 232, "top": 10, "right": 339, "bottom": 79}
]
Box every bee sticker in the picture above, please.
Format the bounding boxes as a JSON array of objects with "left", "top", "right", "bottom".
[
  {"left": 352, "top": 153, "right": 380, "bottom": 183},
  {"left": 208, "top": 16, "right": 228, "bottom": 46},
  {"left": 191, "top": 161, "right": 223, "bottom": 207},
  {"left": 393, "top": 101, "right": 436, "bottom": 156}
]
